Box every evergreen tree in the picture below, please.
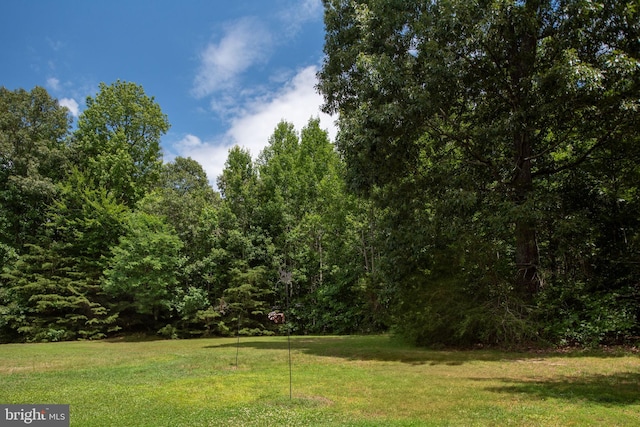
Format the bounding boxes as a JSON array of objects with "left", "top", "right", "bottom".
[{"left": 0, "top": 170, "right": 125, "bottom": 342}]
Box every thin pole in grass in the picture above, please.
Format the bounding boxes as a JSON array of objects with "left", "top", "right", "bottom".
[
  {"left": 286, "top": 281, "right": 292, "bottom": 400},
  {"left": 235, "top": 312, "right": 241, "bottom": 369},
  {"left": 279, "top": 268, "right": 293, "bottom": 399}
]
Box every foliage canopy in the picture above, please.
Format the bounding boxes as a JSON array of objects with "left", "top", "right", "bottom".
[{"left": 319, "top": 0, "right": 640, "bottom": 345}]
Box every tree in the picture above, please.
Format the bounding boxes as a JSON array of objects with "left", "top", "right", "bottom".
[
  {"left": 0, "top": 86, "right": 72, "bottom": 334},
  {"left": 318, "top": 0, "right": 640, "bottom": 299},
  {"left": 0, "top": 86, "right": 71, "bottom": 255},
  {"left": 256, "top": 119, "right": 386, "bottom": 333},
  {"left": 0, "top": 170, "right": 126, "bottom": 342},
  {"left": 103, "top": 211, "right": 184, "bottom": 330},
  {"left": 217, "top": 146, "right": 259, "bottom": 231},
  {"left": 146, "top": 157, "right": 220, "bottom": 287},
  {"left": 71, "top": 80, "right": 170, "bottom": 207},
  {"left": 318, "top": 0, "right": 640, "bottom": 344},
  {"left": 138, "top": 157, "right": 221, "bottom": 336},
  {"left": 207, "top": 147, "right": 277, "bottom": 335},
  {"left": 161, "top": 156, "right": 214, "bottom": 196}
]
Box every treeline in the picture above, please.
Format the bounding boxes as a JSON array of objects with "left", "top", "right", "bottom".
[
  {"left": 0, "top": 82, "right": 386, "bottom": 343},
  {"left": 4, "top": 2, "right": 640, "bottom": 350}
]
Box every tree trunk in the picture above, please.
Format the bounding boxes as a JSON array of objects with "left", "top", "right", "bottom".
[
  {"left": 515, "top": 215, "right": 539, "bottom": 295},
  {"left": 509, "top": 2, "right": 541, "bottom": 297},
  {"left": 513, "top": 132, "right": 540, "bottom": 297}
]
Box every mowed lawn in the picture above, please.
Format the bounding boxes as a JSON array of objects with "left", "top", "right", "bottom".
[{"left": 0, "top": 335, "right": 639, "bottom": 426}]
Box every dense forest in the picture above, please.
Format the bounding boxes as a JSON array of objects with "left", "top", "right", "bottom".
[
  {"left": 0, "top": 81, "right": 387, "bottom": 343},
  {"left": 2, "top": 0, "right": 639, "bottom": 347}
]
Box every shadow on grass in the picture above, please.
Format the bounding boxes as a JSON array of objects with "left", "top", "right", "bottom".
[
  {"left": 204, "top": 335, "right": 632, "bottom": 366},
  {"left": 482, "top": 372, "right": 640, "bottom": 406},
  {"left": 104, "top": 333, "right": 167, "bottom": 343}
]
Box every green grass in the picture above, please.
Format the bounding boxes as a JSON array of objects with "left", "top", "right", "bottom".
[{"left": 0, "top": 335, "right": 639, "bottom": 426}]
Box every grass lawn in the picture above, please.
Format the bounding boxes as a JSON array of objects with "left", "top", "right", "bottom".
[{"left": 0, "top": 335, "right": 639, "bottom": 426}]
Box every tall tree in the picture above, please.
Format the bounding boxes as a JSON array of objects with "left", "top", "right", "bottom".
[
  {"left": 318, "top": 0, "right": 640, "bottom": 299},
  {"left": 217, "top": 146, "right": 259, "bottom": 232},
  {"left": 211, "top": 147, "right": 277, "bottom": 335},
  {"left": 71, "top": 80, "right": 170, "bottom": 207},
  {"left": 318, "top": 0, "right": 640, "bottom": 339},
  {"left": 138, "top": 157, "right": 221, "bottom": 336},
  {"left": 256, "top": 119, "right": 385, "bottom": 333},
  {"left": 149, "top": 157, "right": 220, "bottom": 277},
  {"left": 0, "top": 86, "right": 71, "bottom": 255}
]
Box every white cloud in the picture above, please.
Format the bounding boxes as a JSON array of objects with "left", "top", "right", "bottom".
[
  {"left": 183, "top": 1, "right": 333, "bottom": 188},
  {"left": 191, "top": 1, "right": 323, "bottom": 101},
  {"left": 59, "top": 97, "right": 79, "bottom": 117},
  {"left": 227, "top": 65, "right": 336, "bottom": 157},
  {"left": 47, "top": 77, "right": 60, "bottom": 91},
  {"left": 174, "top": 65, "right": 336, "bottom": 187},
  {"left": 278, "top": 0, "right": 323, "bottom": 36},
  {"left": 176, "top": 134, "right": 203, "bottom": 149},
  {"left": 192, "top": 17, "right": 273, "bottom": 98},
  {"left": 171, "top": 134, "right": 231, "bottom": 187}
]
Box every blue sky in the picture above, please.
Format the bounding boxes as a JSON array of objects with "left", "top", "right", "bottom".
[{"left": 1, "top": 0, "right": 336, "bottom": 184}]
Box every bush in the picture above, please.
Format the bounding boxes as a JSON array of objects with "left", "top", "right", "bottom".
[
  {"left": 394, "top": 274, "right": 539, "bottom": 347},
  {"left": 537, "top": 280, "right": 638, "bottom": 346}
]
